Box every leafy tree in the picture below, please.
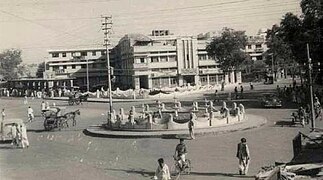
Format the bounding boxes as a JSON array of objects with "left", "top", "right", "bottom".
[
  {"left": 36, "top": 62, "right": 45, "bottom": 78},
  {"left": 266, "top": 24, "right": 295, "bottom": 78},
  {"left": 206, "top": 27, "right": 249, "bottom": 71},
  {"left": 17, "top": 63, "right": 39, "bottom": 78},
  {"left": 0, "top": 49, "right": 22, "bottom": 80}
]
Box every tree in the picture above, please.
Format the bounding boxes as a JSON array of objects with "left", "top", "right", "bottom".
[
  {"left": 266, "top": 24, "right": 295, "bottom": 79},
  {"left": 36, "top": 62, "right": 45, "bottom": 78},
  {"left": 206, "top": 27, "right": 249, "bottom": 71},
  {"left": 17, "top": 63, "right": 39, "bottom": 78},
  {"left": 0, "top": 49, "right": 22, "bottom": 80}
]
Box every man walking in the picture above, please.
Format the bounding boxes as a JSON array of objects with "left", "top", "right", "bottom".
[
  {"left": 1, "top": 108, "right": 5, "bottom": 133},
  {"left": 236, "top": 138, "right": 250, "bottom": 175},
  {"left": 188, "top": 112, "right": 196, "bottom": 139},
  {"left": 27, "top": 106, "right": 34, "bottom": 122}
]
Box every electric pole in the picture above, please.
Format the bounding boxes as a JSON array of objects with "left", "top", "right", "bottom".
[
  {"left": 101, "top": 15, "right": 113, "bottom": 120},
  {"left": 307, "top": 43, "right": 315, "bottom": 130}
]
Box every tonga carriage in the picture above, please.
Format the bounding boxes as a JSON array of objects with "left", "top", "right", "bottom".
[
  {"left": 68, "top": 93, "right": 89, "bottom": 105},
  {"left": 0, "top": 118, "right": 25, "bottom": 141},
  {"left": 43, "top": 107, "right": 66, "bottom": 131}
]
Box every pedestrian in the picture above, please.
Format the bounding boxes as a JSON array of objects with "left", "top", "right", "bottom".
[
  {"left": 153, "top": 158, "right": 171, "bottom": 180},
  {"left": 20, "top": 124, "right": 29, "bottom": 148},
  {"left": 10, "top": 123, "right": 18, "bottom": 147},
  {"left": 1, "top": 108, "right": 5, "bottom": 133},
  {"left": 27, "top": 106, "right": 34, "bottom": 122},
  {"left": 234, "top": 86, "right": 238, "bottom": 99},
  {"left": 249, "top": 82, "right": 254, "bottom": 90},
  {"left": 41, "top": 101, "right": 46, "bottom": 114},
  {"left": 214, "top": 89, "right": 219, "bottom": 102},
  {"left": 188, "top": 112, "right": 195, "bottom": 139},
  {"left": 236, "top": 138, "right": 250, "bottom": 175},
  {"left": 240, "top": 86, "right": 244, "bottom": 99},
  {"left": 23, "top": 95, "right": 28, "bottom": 105}
]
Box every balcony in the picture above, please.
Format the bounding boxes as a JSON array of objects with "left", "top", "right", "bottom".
[
  {"left": 151, "top": 69, "right": 177, "bottom": 77},
  {"left": 180, "top": 68, "right": 198, "bottom": 75},
  {"left": 148, "top": 61, "right": 177, "bottom": 68},
  {"left": 198, "top": 60, "right": 217, "bottom": 66},
  {"left": 199, "top": 68, "right": 222, "bottom": 75},
  {"left": 133, "top": 45, "right": 176, "bottom": 53},
  {"left": 133, "top": 63, "right": 149, "bottom": 70}
]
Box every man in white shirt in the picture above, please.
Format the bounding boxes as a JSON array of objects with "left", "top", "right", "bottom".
[{"left": 27, "top": 106, "right": 34, "bottom": 122}]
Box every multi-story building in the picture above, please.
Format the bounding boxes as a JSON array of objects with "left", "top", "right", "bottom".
[
  {"left": 45, "top": 47, "right": 109, "bottom": 89},
  {"left": 245, "top": 28, "right": 268, "bottom": 61},
  {"left": 112, "top": 30, "right": 239, "bottom": 90}
]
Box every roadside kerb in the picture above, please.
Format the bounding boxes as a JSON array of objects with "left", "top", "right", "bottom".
[{"left": 84, "top": 114, "right": 267, "bottom": 138}]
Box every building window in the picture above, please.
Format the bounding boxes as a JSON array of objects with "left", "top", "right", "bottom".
[
  {"left": 210, "top": 76, "right": 217, "bottom": 82},
  {"left": 72, "top": 65, "right": 76, "bottom": 69},
  {"left": 151, "top": 57, "right": 158, "bottom": 63},
  {"left": 63, "top": 65, "right": 67, "bottom": 69},
  {"left": 81, "top": 52, "right": 87, "bottom": 56},
  {"left": 198, "top": 54, "right": 207, "bottom": 60},
  {"left": 247, "top": 45, "right": 252, "bottom": 49},
  {"left": 81, "top": 64, "right": 86, "bottom": 68},
  {"left": 170, "top": 78, "right": 177, "bottom": 85},
  {"left": 52, "top": 53, "right": 59, "bottom": 58},
  {"left": 255, "top": 44, "right": 262, "bottom": 48},
  {"left": 160, "top": 56, "right": 167, "bottom": 62},
  {"left": 168, "top": 56, "right": 176, "bottom": 62},
  {"left": 101, "top": 51, "right": 106, "bottom": 55},
  {"left": 62, "top": 52, "right": 66, "bottom": 57},
  {"left": 92, "top": 51, "right": 96, "bottom": 56},
  {"left": 200, "top": 76, "right": 207, "bottom": 83},
  {"left": 140, "top": 58, "right": 145, "bottom": 63}
]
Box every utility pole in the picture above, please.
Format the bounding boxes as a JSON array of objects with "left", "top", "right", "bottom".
[
  {"left": 86, "top": 59, "right": 89, "bottom": 92},
  {"left": 271, "top": 53, "right": 274, "bottom": 81},
  {"left": 307, "top": 43, "right": 315, "bottom": 130},
  {"left": 101, "top": 15, "right": 113, "bottom": 119}
]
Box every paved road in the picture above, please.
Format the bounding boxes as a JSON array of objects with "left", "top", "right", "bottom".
[{"left": 0, "top": 79, "right": 320, "bottom": 180}]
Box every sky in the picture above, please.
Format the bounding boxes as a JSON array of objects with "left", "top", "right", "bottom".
[{"left": 0, "top": 0, "right": 302, "bottom": 64}]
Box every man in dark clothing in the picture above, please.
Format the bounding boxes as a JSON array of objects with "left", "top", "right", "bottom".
[
  {"left": 174, "top": 139, "right": 187, "bottom": 170},
  {"left": 240, "top": 86, "right": 244, "bottom": 99},
  {"left": 236, "top": 138, "right": 250, "bottom": 175}
]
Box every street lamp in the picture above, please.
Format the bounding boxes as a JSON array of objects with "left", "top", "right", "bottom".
[
  {"left": 86, "top": 59, "right": 89, "bottom": 92},
  {"left": 307, "top": 44, "right": 315, "bottom": 131}
]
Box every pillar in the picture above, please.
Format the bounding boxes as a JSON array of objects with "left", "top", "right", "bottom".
[
  {"left": 230, "top": 71, "right": 235, "bottom": 83},
  {"left": 70, "top": 79, "right": 74, "bottom": 87},
  {"left": 224, "top": 73, "right": 229, "bottom": 84},
  {"left": 134, "top": 77, "right": 140, "bottom": 90},
  {"left": 216, "top": 75, "right": 219, "bottom": 85},
  {"left": 178, "top": 75, "right": 184, "bottom": 86},
  {"left": 148, "top": 78, "right": 152, "bottom": 89},
  {"left": 194, "top": 75, "right": 199, "bottom": 86},
  {"left": 236, "top": 71, "right": 242, "bottom": 83},
  {"left": 207, "top": 75, "right": 210, "bottom": 86}
]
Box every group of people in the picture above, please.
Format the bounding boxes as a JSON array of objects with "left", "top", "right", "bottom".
[
  {"left": 153, "top": 138, "right": 250, "bottom": 179},
  {"left": 234, "top": 86, "right": 244, "bottom": 99},
  {"left": 9, "top": 123, "right": 29, "bottom": 148}
]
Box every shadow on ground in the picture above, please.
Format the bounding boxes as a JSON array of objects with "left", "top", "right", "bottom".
[
  {"left": 190, "top": 171, "right": 254, "bottom": 178},
  {"left": 105, "top": 168, "right": 154, "bottom": 177}
]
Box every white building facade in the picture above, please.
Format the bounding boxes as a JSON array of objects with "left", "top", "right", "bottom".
[
  {"left": 112, "top": 30, "right": 239, "bottom": 90},
  {"left": 45, "top": 47, "right": 108, "bottom": 89},
  {"left": 245, "top": 28, "right": 268, "bottom": 61}
]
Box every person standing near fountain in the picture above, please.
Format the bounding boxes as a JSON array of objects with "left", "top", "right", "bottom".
[{"left": 188, "top": 112, "right": 196, "bottom": 139}]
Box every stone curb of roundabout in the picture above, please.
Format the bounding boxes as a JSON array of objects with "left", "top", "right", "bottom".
[{"left": 84, "top": 114, "right": 267, "bottom": 138}]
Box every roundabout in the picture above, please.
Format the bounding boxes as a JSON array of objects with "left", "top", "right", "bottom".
[{"left": 84, "top": 100, "right": 267, "bottom": 138}]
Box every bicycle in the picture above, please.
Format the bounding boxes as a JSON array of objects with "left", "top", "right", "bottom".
[{"left": 171, "top": 155, "right": 192, "bottom": 176}]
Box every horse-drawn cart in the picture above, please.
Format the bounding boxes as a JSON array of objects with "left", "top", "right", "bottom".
[
  {"left": 68, "top": 93, "right": 89, "bottom": 106},
  {"left": 43, "top": 107, "right": 80, "bottom": 131}
]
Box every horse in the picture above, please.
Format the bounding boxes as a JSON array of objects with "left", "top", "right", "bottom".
[
  {"left": 79, "top": 94, "right": 89, "bottom": 104},
  {"left": 61, "top": 109, "right": 81, "bottom": 128}
]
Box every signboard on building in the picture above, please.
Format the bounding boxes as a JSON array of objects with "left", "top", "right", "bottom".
[{"left": 181, "top": 68, "right": 197, "bottom": 75}]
